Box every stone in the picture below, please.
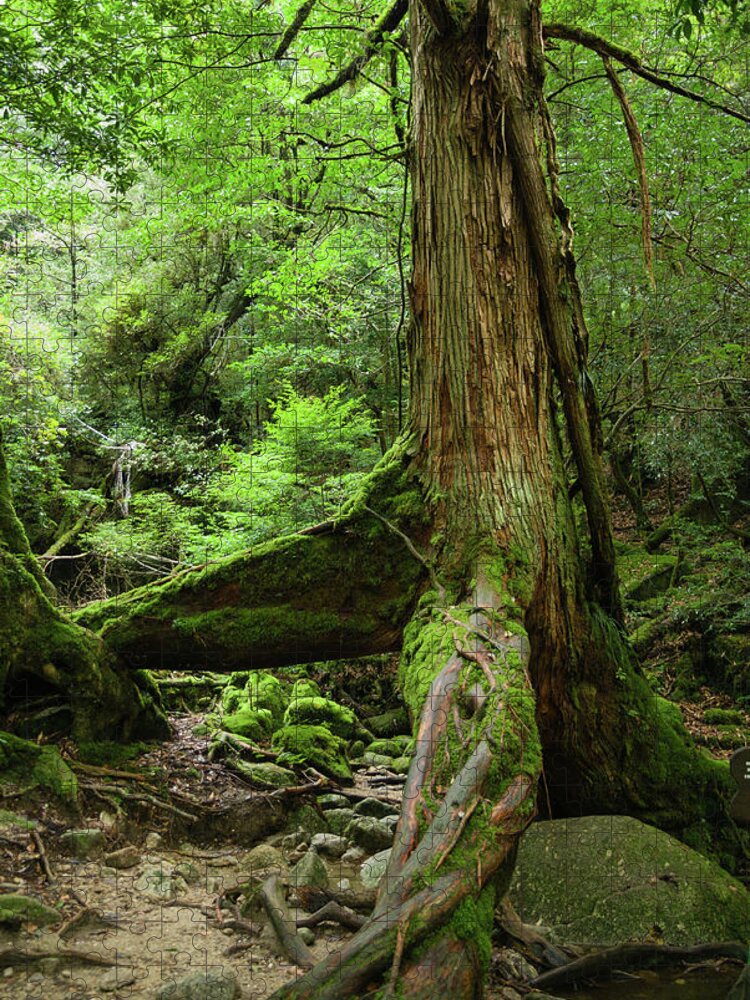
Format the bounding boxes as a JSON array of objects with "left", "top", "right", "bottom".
[
  {"left": 323, "top": 807, "right": 357, "bottom": 836},
  {"left": 173, "top": 861, "right": 202, "bottom": 884},
  {"left": 0, "top": 894, "right": 60, "bottom": 928},
  {"left": 153, "top": 970, "right": 240, "bottom": 1000},
  {"left": 337, "top": 878, "right": 351, "bottom": 891},
  {"left": 345, "top": 816, "right": 394, "bottom": 853},
  {"left": 134, "top": 865, "right": 188, "bottom": 901},
  {"left": 242, "top": 844, "right": 287, "bottom": 876},
  {"left": 281, "top": 829, "right": 308, "bottom": 851},
  {"left": 310, "top": 833, "right": 348, "bottom": 858},
  {"left": 316, "top": 793, "right": 349, "bottom": 810},
  {"left": 104, "top": 845, "right": 140, "bottom": 869},
  {"left": 341, "top": 846, "right": 366, "bottom": 864},
  {"left": 360, "top": 752, "right": 393, "bottom": 768},
  {"left": 289, "top": 848, "right": 329, "bottom": 890},
  {"left": 283, "top": 697, "right": 357, "bottom": 739},
  {"left": 365, "top": 737, "right": 410, "bottom": 758},
  {"left": 99, "top": 967, "right": 136, "bottom": 992},
  {"left": 298, "top": 927, "right": 316, "bottom": 946},
  {"left": 360, "top": 849, "right": 391, "bottom": 889},
  {"left": 59, "top": 828, "right": 106, "bottom": 859},
  {"left": 511, "top": 815, "right": 750, "bottom": 946},
  {"left": 390, "top": 755, "right": 411, "bottom": 775},
  {"left": 144, "top": 832, "right": 162, "bottom": 850},
  {"left": 352, "top": 797, "right": 399, "bottom": 819}
]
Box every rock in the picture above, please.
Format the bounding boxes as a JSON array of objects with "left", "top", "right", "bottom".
[
  {"left": 221, "top": 707, "right": 273, "bottom": 742},
  {"left": 243, "top": 844, "right": 287, "bottom": 876},
  {"left": 134, "top": 865, "right": 188, "bottom": 901},
  {"left": 0, "top": 895, "right": 60, "bottom": 928},
  {"left": 310, "top": 833, "right": 348, "bottom": 858},
  {"left": 289, "top": 848, "right": 329, "bottom": 889},
  {"left": 281, "top": 828, "right": 309, "bottom": 851},
  {"left": 497, "top": 990, "right": 524, "bottom": 1000},
  {"left": 144, "top": 832, "right": 162, "bottom": 850},
  {"left": 298, "top": 927, "right": 316, "bottom": 946},
  {"left": 352, "top": 797, "right": 399, "bottom": 819},
  {"left": 283, "top": 697, "right": 357, "bottom": 739},
  {"left": 316, "top": 793, "right": 349, "bottom": 810},
  {"left": 231, "top": 760, "right": 297, "bottom": 789},
  {"left": 273, "top": 724, "right": 353, "bottom": 784},
  {"left": 60, "top": 828, "right": 106, "bottom": 859},
  {"left": 493, "top": 947, "right": 538, "bottom": 983},
  {"left": 153, "top": 970, "right": 240, "bottom": 1000},
  {"left": 361, "top": 752, "right": 393, "bottom": 768},
  {"left": 364, "top": 707, "right": 410, "bottom": 738},
  {"left": 365, "top": 737, "right": 410, "bottom": 758},
  {"left": 104, "top": 845, "right": 140, "bottom": 869},
  {"left": 99, "top": 967, "right": 136, "bottom": 992},
  {"left": 337, "top": 878, "right": 351, "bottom": 891},
  {"left": 341, "top": 846, "right": 366, "bottom": 864},
  {"left": 360, "top": 849, "right": 391, "bottom": 889},
  {"left": 346, "top": 816, "right": 394, "bottom": 853},
  {"left": 324, "top": 807, "right": 357, "bottom": 836},
  {"left": 173, "top": 861, "right": 201, "bottom": 885},
  {"left": 511, "top": 815, "right": 750, "bottom": 946},
  {"left": 245, "top": 672, "right": 286, "bottom": 727},
  {"left": 390, "top": 755, "right": 412, "bottom": 775}
]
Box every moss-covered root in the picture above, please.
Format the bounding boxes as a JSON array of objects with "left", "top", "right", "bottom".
[{"left": 267, "top": 602, "right": 541, "bottom": 1000}]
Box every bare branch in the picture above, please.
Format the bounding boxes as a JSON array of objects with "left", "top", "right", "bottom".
[
  {"left": 302, "top": 0, "right": 408, "bottom": 105},
  {"left": 601, "top": 57, "right": 655, "bottom": 288},
  {"left": 543, "top": 22, "right": 750, "bottom": 125}
]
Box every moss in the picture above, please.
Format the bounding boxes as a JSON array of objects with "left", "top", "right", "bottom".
[
  {"left": 76, "top": 741, "right": 148, "bottom": 767},
  {"left": 703, "top": 707, "right": 744, "bottom": 725},
  {"left": 0, "top": 894, "right": 61, "bottom": 928},
  {"left": 290, "top": 678, "right": 321, "bottom": 701},
  {"left": 451, "top": 884, "right": 496, "bottom": 975},
  {"left": 222, "top": 707, "right": 273, "bottom": 741},
  {"left": 365, "top": 706, "right": 410, "bottom": 737},
  {"left": 0, "top": 731, "right": 78, "bottom": 802},
  {"left": 283, "top": 696, "right": 357, "bottom": 738},
  {"left": 221, "top": 685, "right": 245, "bottom": 712},
  {"left": 272, "top": 724, "right": 353, "bottom": 783},
  {"left": 246, "top": 671, "right": 286, "bottom": 726}
]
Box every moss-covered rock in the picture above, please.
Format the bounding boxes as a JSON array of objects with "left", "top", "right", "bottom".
[
  {"left": 289, "top": 678, "right": 321, "bottom": 703},
  {"left": 511, "top": 815, "right": 750, "bottom": 946},
  {"left": 221, "top": 686, "right": 245, "bottom": 713},
  {"left": 365, "top": 737, "right": 408, "bottom": 757},
  {"left": 221, "top": 707, "right": 273, "bottom": 741},
  {"left": 703, "top": 707, "right": 744, "bottom": 725},
  {"left": 60, "top": 828, "right": 106, "bottom": 859},
  {"left": 228, "top": 761, "right": 297, "bottom": 789},
  {"left": 0, "top": 894, "right": 60, "bottom": 928},
  {"left": 282, "top": 696, "right": 357, "bottom": 738},
  {"left": 272, "top": 724, "right": 352, "bottom": 784},
  {"left": 364, "top": 706, "right": 410, "bottom": 738},
  {"left": 289, "top": 848, "right": 328, "bottom": 889},
  {"left": 246, "top": 671, "right": 286, "bottom": 727},
  {"left": 0, "top": 731, "right": 78, "bottom": 802}
]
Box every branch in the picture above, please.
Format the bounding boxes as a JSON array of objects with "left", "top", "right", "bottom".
[
  {"left": 302, "top": 0, "right": 408, "bottom": 104},
  {"left": 601, "top": 57, "right": 654, "bottom": 288},
  {"left": 543, "top": 22, "right": 750, "bottom": 125},
  {"left": 274, "top": 0, "right": 317, "bottom": 60},
  {"left": 418, "top": 0, "right": 456, "bottom": 36}
]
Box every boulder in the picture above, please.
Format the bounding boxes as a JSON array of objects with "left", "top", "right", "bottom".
[
  {"left": 511, "top": 815, "right": 750, "bottom": 946},
  {"left": 310, "top": 833, "right": 348, "bottom": 858},
  {"left": 289, "top": 848, "right": 329, "bottom": 889},
  {"left": 104, "top": 845, "right": 140, "bottom": 869},
  {"left": 360, "top": 849, "right": 391, "bottom": 889},
  {"left": 353, "top": 797, "right": 400, "bottom": 819},
  {"left": 283, "top": 697, "right": 357, "bottom": 739},
  {"left": 323, "top": 807, "right": 358, "bottom": 835},
  {"left": 346, "top": 816, "right": 394, "bottom": 853},
  {"left": 317, "top": 793, "right": 349, "bottom": 810},
  {"left": 273, "top": 724, "right": 352, "bottom": 783}
]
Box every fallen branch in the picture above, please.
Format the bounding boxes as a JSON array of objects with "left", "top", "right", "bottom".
[
  {"left": 0, "top": 946, "right": 116, "bottom": 968},
  {"left": 297, "top": 901, "right": 366, "bottom": 931},
  {"left": 296, "top": 885, "right": 376, "bottom": 916},
  {"left": 259, "top": 874, "right": 314, "bottom": 969},
  {"left": 29, "top": 829, "right": 54, "bottom": 882}
]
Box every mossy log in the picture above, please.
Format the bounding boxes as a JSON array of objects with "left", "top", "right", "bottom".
[{"left": 74, "top": 497, "right": 426, "bottom": 672}]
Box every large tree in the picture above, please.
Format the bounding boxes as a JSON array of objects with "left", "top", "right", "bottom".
[
  {"left": 69, "top": 1, "right": 743, "bottom": 996},
  {"left": 2, "top": 0, "right": 743, "bottom": 995}
]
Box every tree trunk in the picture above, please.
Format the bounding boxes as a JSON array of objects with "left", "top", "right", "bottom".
[
  {"left": 67, "top": 1, "right": 739, "bottom": 995},
  {"left": 0, "top": 431, "right": 167, "bottom": 741}
]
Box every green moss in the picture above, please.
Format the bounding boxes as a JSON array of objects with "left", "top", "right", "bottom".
[
  {"left": 0, "top": 894, "right": 61, "bottom": 928},
  {"left": 221, "top": 686, "right": 245, "bottom": 712},
  {"left": 246, "top": 671, "right": 286, "bottom": 726},
  {"left": 283, "top": 696, "right": 357, "bottom": 738},
  {"left": 76, "top": 741, "right": 148, "bottom": 767},
  {"left": 451, "top": 884, "right": 496, "bottom": 975},
  {"left": 703, "top": 707, "right": 745, "bottom": 725},
  {"left": 222, "top": 707, "right": 273, "bottom": 741},
  {"left": 0, "top": 731, "right": 78, "bottom": 802},
  {"left": 272, "top": 724, "right": 352, "bottom": 783},
  {"left": 290, "top": 678, "right": 321, "bottom": 701}
]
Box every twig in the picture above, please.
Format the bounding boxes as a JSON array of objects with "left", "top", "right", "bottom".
[
  {"left": 363, "top": 504, "right": 444, "bottom": 597},
  {"left": 29, "top": 829, "right": 54, "bottom": 882}
]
